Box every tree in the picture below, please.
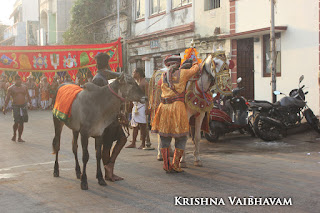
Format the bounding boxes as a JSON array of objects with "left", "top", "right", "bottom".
[{"left": 63, "top": 0, "right": 109, "bottom": 45}]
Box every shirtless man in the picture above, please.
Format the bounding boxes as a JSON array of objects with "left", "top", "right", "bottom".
[
  {"left": 126, "top": 68, "right": 149, "bottom": 149},
  {"left": 3, "top": 75, "right": 32, "bottom": 142}
]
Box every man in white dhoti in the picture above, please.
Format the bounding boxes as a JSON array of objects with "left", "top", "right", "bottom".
[
  {"left": 26, "top": 76, "right": 37, "bottom": 108},
  {"left": 126, "top": 68, "right": 148, "bottom": 149}
]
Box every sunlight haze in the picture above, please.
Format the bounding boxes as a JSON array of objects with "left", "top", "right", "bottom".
[{"left": 0, "top": 0, "right": 16, "bottom": 25}]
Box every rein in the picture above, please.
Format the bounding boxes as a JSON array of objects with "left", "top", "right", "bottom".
[
  {"left": 196, "top": 62, "right": 214, "bottom": 105},
  {"left": 108, "top": 84, "right": 126, "bottom": 102}
]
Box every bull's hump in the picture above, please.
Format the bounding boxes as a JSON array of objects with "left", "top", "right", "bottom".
[{"left": 83, "top": 82, "right": 102, "bottom": 92}]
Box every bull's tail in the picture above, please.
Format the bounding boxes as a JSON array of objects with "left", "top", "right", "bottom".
[{"left": 52, "top": 115, "right": 64, "bottom": 154}]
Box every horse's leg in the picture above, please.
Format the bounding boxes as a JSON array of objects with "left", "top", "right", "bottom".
[
  {"left": 95, "top": 137, "right": 107, "bottom": 186},
  {"left": 52, "top": 116, "right": 64, "bottom": 177},
  {"left": 193, "top": 113, "right": 205, "bottom": 167},
  {"left": 157, "top": 134, "right": 162, "bottom": 161},
  {"left": 72, "top": 130, "right": 81, "bottom": 179},
  {"left": 180, "top": 113, "right": 194, "bottom": 168},
  {"left": 80, "top": 134, "right": 89, "bottom": 190}
]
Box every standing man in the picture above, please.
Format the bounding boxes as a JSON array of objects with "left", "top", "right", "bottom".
[
  {"left": 151, "top": 55, "right": 199, "bottom": 173},
  {"left": 92, "top": 52, "right": 127, "bottom": 182},
  {"left": 3, "top": 75, "right": 32, "bottom": 142},
  {"left": 26, "top": 75, "right": 37, "bottom": 109},
  {"left": 126, "top": 68, "right": 148, "bottom": 149}
]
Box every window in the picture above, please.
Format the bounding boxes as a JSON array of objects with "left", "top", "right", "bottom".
[
  {"left": 151, "top": 0, "right": 166, "bottom": 14},
  {"left": 136, "top": 0, "right": 145, "bottom": 19},
  {"left": 263, "top": 33, "right": 281, "bottom": 77},
  {"left": 204, "top": 0, "right": 220, "bottom": 11},
  {"left": 172, "top": 0, "right": 191, "bottom": 9}
]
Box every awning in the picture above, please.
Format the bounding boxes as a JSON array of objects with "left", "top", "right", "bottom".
[{"left": 219, "top": 26, "right": 287, "bottom": 40}]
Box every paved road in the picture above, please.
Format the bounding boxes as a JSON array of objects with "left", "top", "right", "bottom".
[{"left": 0, "top": 111, "right": 319, "bottom": 213}]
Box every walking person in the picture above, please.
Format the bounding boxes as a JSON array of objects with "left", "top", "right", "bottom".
[
  {"left": 92, "top": 52, "right": 128, "bottom": 181},
  {"left": 126, "top": 68, "right": 148, "bottom": 149},
  {"left": 3, "top": 75, "right": 32, "bottom": 142}
]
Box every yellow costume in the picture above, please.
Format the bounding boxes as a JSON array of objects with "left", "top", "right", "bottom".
[{"left": 151, "top": 63, "right": 199, "bottom": 137}]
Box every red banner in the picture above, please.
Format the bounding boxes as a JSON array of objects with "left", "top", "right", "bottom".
[{"left": 0, "top": 38, "right": 123, "bottom": 83}]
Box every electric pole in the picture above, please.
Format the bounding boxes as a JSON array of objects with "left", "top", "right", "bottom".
[{"left": 270, "top": 0, "right": 276, "bottom": 103}]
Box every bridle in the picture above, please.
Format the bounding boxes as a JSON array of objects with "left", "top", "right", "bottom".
[{"left": 108, "top": 84, "right": 126, "bottom": 102}]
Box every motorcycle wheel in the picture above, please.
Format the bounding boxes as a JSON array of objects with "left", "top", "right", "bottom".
[
  {"left": 246, "top": 121, "right": 256, "bottom": 137},
  {"left": 205, "top": 129, "right": 220, "bottom": 142},
  {"left": 305, "top": 108, "right": 320, "bottom": 133},
  {"left": 253, "top": 114, "right": 281, "bottom": 141}
]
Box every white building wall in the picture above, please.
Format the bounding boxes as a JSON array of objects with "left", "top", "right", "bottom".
[
  {"left": 21, "top": 0, "right": 39, "bottom": 22},
  {"left": 133, "top": 1, "right": 193, "bottom": 37},
  {"left": 194, "top": 0, "right": 230, "bottom": 37},
  {"left": 235, "top": 0, "right": 319, "bottom": 112}
]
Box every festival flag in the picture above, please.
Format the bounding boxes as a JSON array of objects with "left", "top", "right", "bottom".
[{"left": 0, "top": 38, "right": 123, "bottom": 82}]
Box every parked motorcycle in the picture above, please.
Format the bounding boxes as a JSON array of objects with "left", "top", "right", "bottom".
[
  {"left": 205, "top": 78, "right": 254, "bottom": 142},
  {"left": 251, "top": 75, "right": 320, "bottom": 141}
]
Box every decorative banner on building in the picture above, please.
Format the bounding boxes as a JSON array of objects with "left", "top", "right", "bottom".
[{"left": 0, "top": 38, "right": 123, "bottom": 83}]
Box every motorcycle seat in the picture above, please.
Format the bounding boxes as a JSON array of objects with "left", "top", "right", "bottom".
[{"left": 248, "top": 100, "right": 274, "bottom": 109}]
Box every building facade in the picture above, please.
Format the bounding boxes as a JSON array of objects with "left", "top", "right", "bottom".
[
  {"left": 1, "top": 0, "right": 39, "bottom": 46},
  {"left": 219, "top": 0, "right": 319, "bottom": 113},
  {"left": 39, "top": 0, "right": 76, "bottom": 45},
  {"left": 127, "top": 0, "right": 195, "bottom": 78}
]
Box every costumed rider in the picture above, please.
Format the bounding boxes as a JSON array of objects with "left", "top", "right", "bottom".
[
  {"left": 92, "top": 52, "right": 127, "bottom": 182},
  {"left": 151, "top": 54, "right": 200, "bottom": 173}
]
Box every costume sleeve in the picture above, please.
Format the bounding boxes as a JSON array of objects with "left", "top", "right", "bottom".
[{"left": 183, "top": 63, "right": 200, "bottom": 81}]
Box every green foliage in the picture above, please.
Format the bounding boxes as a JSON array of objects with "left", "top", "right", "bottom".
[{"left": 63, "top": 0, "right": 109, "bottom": 45}]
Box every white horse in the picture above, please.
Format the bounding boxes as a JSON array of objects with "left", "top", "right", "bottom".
[{"left": 150, "top": 49, "right": 231, "bottom": 167}]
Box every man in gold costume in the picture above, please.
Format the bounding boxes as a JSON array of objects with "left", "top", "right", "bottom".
[{"left": 151, "top": 55, "right": 199, "bottom": 173}]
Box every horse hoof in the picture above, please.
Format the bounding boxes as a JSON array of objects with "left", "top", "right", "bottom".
[
  {"left": 53, "top": 171, "right": 59, "bottom": 177},
  {"left": 194, "top": 161, "right": 203, "bottom": 167},
  {"left": 157, "top": 155, "right": 163, "bottom": 161},
  {"left": 81, "top": 182, "right": 88, "bottom": 190},
  {"left": 98, "top": 178, "right": 107, "bottom": 186},
  {"left": 179, "top": 161, "right": 187, "bottom": 168}
]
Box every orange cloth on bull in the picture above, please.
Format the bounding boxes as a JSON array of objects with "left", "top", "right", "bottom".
[
  {"left": 52, "top": 84, "right": 83, "bottom": 123},
  {"left": 151, "top": 63, "right": 200, "bottom": 137}
]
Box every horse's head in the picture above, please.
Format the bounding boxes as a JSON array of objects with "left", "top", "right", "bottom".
[
  {"left": 202, "top": 48, "right": 234, "bottom": 80},
  {"left": 117, "top": 73, "right": 146, "bottom": 103}
]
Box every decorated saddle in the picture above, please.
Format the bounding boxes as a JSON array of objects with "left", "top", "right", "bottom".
[{"left": 52, "top": 84, "right": 83, "bottom": 123}]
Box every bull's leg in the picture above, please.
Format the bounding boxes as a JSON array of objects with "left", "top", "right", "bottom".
[
  {"left": 193, "top": 113, "right": 205, "bottom": 167},
  {"left": 80, "top": 134, "right": 89, "bottom": 190},
  {"left": 95, "top": 137, "right": 106, "bottom": 186},
  {"left": 52, "top": 116, "right": 64, "bottom": 177},
  {"left": 72, "top": 130, "right": 81, "bottom": 179}
]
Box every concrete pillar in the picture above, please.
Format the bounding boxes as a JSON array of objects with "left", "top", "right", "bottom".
[
  {"left": 166, "top": 0, "right": 172, "bottom": 28},
  {"left": 145, "top": 59, "right": 152, "bottom": 79},
  {"left": 145, "top": 0, "right": 150, "bottom": 33}
]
